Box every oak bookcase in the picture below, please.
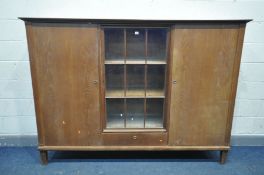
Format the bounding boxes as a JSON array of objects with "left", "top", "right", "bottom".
[{"left": 20, "top": 18, "right": 250, "bottom": 164}]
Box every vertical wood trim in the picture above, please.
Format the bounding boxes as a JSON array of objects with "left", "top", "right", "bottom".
[
  {"left": 224, "top": 24, "right": 246, "bottom": 145},
  {"left": 25, "top": 23, "right": 45, "bottom": 146},
  {"left": 163, "top": 28, "right": 171, "bottom": 132},
  {"left": 145, "top": 28, "right": 148, "bottom": 60},
  {"left": 144, "top": 29, "right": 148, "bottom": 128},
  {"left": 99, "top": 27, "right": 106, "bottom": 131},
  {"left": 124, "top": 29, "right": 127, "bottom": 128},
  {"left": 166, "top": 27, "right": 173, "bottom": 140}
]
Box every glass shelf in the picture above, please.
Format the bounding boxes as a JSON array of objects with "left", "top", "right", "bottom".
[{"left": 104, "top": 27, "right": 168, "bottom": 129}]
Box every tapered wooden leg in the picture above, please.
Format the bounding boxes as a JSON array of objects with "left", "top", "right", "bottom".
[
  {"left": 40, "top": 150, "right": 48, "bottom": 165},
  {"left": 220, "top": 150, "right": 228, "bottom": 164}
]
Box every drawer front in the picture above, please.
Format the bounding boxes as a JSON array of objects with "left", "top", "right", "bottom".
[{"left": 102, "top": 132, "right": 167, "bottom": 146}]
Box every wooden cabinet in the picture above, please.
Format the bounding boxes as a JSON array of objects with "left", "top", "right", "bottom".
[{"left": 20, "top": 18, "right": 250, "bottom": 164}]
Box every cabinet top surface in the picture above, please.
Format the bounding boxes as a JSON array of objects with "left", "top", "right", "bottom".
[{"left": 19, "top": 17, "right": 252, "bottom": 25}]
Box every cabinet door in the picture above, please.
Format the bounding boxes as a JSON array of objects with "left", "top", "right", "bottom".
[
  {"left": 102, "top": 27, "right": 169, "bottom": 146},
  {"left": 169, "top": 24, "right": 244, "bottom": 146},
  {"left": 26, "top": 23, "right": 101, "bottom": 146}
]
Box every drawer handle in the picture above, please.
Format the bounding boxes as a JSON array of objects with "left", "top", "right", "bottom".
[
  {"left": 93, "top": 80, "right": 98, "bottom": 84},
  {"left": 173, "top": 80, "right": 177, "bottom": 84},
  {"left": 132, "top": 136, "right": 137, "bottom": 140}
]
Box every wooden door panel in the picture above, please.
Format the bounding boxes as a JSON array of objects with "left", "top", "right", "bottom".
[
  {"left": 26, "top": 23, "right": 102, "bottom": 146},
  {"left": 169, "top": 24, "right": 240, "bottom": 146}
]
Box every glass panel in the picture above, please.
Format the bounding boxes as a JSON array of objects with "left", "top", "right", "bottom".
[
  {"left": 147, "top": 65, "right": 165, "bottom": 97},
  {"left": 106, "top": 99, "right": 125, "bottom": 128},
  {"left": 127, "top": 65, "right": 145, "bottom": 97},
  {"left": 126, "top": 99, "right": 144, "bottom": 128},
  {"left": 105, "top": 65, "right": 124, "bottom": 97},
  {"left": 105, "top": 28, "right": 124, "bottom": 63},
  {"left": 126, "top": 28, "right": 145, "bottom": 62},
  {"left": 104, "top": 27, "right": 168, "bottom": 130},
  {"left": 147, "top": 29, "right": 167, "bottom": 63},
  {"left": 146, "top": 99, "right": 164, "bottom": 128}
]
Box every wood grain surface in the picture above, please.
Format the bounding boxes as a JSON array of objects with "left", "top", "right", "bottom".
[
  {"left": 26, "top": 23, "right": 102, "bottom": 146},
  {"left": 24, "top": 21, "right": 247, "bottom": 150},
  {"left": 169, "top": 24, "right": 244, "bottom": 146}
]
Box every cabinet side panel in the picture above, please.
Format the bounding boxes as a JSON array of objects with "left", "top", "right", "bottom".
[
  {"left": 27, "top": 23, "right": 101, "bottom": 146},
  {"left": 169, "top": 24, "right": 240, "bottom": 146},
  {"left": 26, "top": 23, "right": 45, "bottom": 145},
  {"left": 224, "top": 24, "right": 246, "bottom": 145}
]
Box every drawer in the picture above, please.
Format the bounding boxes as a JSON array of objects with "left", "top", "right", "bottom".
[{"left": 102, "top": 132, "right": 167, "bottom": 146}]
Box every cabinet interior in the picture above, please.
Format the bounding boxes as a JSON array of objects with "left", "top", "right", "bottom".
[{"left": 104, "top": 27, "right": 168, "bottom": 130}]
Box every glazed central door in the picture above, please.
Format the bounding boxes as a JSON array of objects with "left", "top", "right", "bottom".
[{"left": 101, "top": 27, "right": 169, "bottom": 145}]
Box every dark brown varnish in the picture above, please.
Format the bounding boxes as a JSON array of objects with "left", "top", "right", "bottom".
[{"left": 21, "top": 18, "right": 250, "bottom": 165}]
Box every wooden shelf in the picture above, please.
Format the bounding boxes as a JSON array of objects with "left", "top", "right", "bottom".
[
  {"left": 126, "top": 89, "right": 145, "bottom": 97},
  {"left": 126, "top": 60, "right": 145, "bottom": 64},
  {"left": 103, "top": 128, "right": 166, "bottom": 133},
  {"left": 104, "top": 59, "right": 166, "bottom": 65},
  {"left": 146, "top": 90, "right": 165, "bottom": 97},
  {"left": 105, "top": 90, "right": 124, "bottom": 98},
  {"left": 105, "top": 60, "right": 125, "bottom": 64},
  {"left": 106, "top": 115, "right": 163, "bottom": 129},
  {"left": 105, "top": 90, "right": 165, "bottom": 98},
  {"left": 147, "top": 60, "right": 166, "bottom": 65}
]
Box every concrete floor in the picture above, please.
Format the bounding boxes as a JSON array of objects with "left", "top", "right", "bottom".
[{"left": 0, "top": 146, "right": 263, "bottom": 175}]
